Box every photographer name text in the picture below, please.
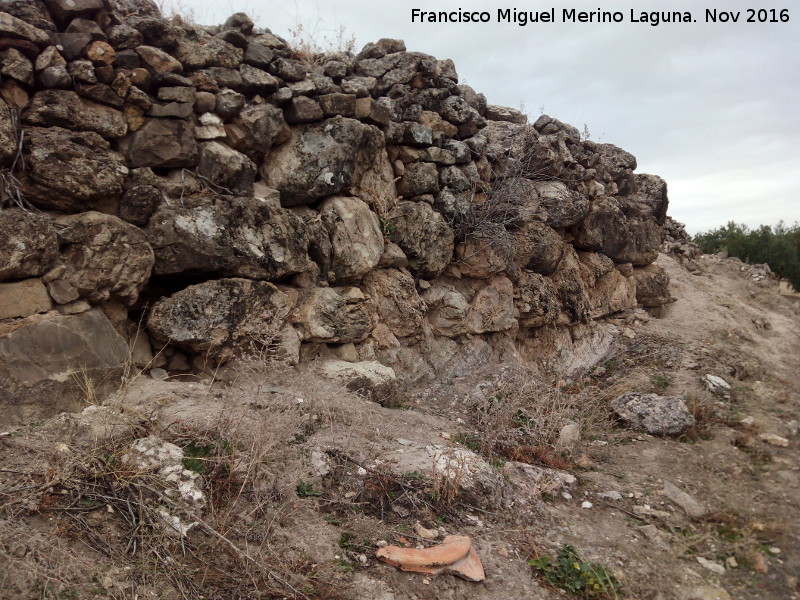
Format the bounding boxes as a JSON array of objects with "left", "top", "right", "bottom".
[{"left": 410, "top": 8, "right": 790, "bottom": 27}]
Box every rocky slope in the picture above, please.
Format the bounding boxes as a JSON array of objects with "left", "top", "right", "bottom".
[{"left": 1, "top": 0, "right": 687, "bottom": 424}]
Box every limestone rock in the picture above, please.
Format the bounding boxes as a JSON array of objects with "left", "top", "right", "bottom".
[
  {"left": 465, "top": 276, "right": 516, "bottom": 333},
  {"left": 387, "top": 201, "right": 454, "bottom": 278},
  {"left": 663, "top": 480, "right": 707, "bottom": 518},
  {"left": 0, "top": 11, "right": 52, "bottom": 45},
  {"left": 0, "top": 97, "right": 16, "bottom": 166},
  {"left": 318, "top": 360, "right": 396, "bottom": 387},
  {"left": 515, "top": 271, "right": 560, "bottom": 328},
  {"left": 579, "top": 252, "right": 637, "bottom": 319},
  {"left": 261, "top": 116, "right": 387, "bottom": 206},
  {"left": 535, "top": 181, "right": 589, "bottom": 228},
  {"left": 148, "top": 278, "right": 293, "bottom": 360},
  {"left": 290, "top": 287, "right": 374, "bottom": 343},
  {"left": 20, "top": 126, "right": 126, "bottom": 212},
  {"left": 0, "top": 308, "right": 128, "bottom": 424},
  {"left": 512, "top": 221, "right": 565, "bottom": 275},
  {"left": 197, "top": 141, "right": 257, "bottom": 196},
  {"left": 362, "top": 268, "right": 426, "bottom": 338},
  {"left": 633, "top": 263, "right": 673, "bottom": 308},
  {"left": 422, "top": 280, "right": 470, "bottom": 337},
  {"left": 136, "top": 45, "right": 182, "bottom": 74},
  {"left": 455, "top": 238, "right": 508, "bottom": 279},
  {"left": 54, "top": 212, "right": 155, "bottom": 305},
  {"left": 320, "top": 196, "right": 384, "bottom": 280},
  {"left": 146, "top": 194, "right": 312, "bottom": 280},
  {"left": 610, "top": 392, "right": 695, "bottom": 436},
  {"left": 0, "top": 208, "right": 58, "bottom": 281},
  {"left": 634, "top": 173, "right": 669, "bottom": 225},
  {"left": 225, "top": 102, "right": 287, "bottom": 162},
  {"left": 0, "top": 279, "right": 52, "bottom": 320},
  {"left": 127, "top": 118, "right": 198, "bottom": 168},
  {"left": 574, "top": 196, "right": 662, "bottom": 266},
  {"left": 24, "top": 90, "right": 127, "bottom": 138}
]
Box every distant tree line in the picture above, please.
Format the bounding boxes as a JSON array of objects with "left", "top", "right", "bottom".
[{"left": 693, "top": 221, "right": 800, "bottom": 290}]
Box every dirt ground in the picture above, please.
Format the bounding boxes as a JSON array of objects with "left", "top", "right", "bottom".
[{"left": 0, "top": 252, "right": 798, "bottom": 600}]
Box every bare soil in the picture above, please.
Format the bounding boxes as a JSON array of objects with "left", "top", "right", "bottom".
[{"left": 1, "top": 252, "right": 798, "bottom": 600}]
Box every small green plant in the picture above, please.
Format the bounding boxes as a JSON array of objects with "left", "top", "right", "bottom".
[
  {"left": 182, "top": 440, "right": 216, "bottom": 474},
  {"left": 296, "top": 480, "right": 322, "bottom": 498},
  {"left": 453, "top": 432, "right": 481, "bottom": 452},
  {"left": 651, "top": 374, "right": 669, "bottom": 391},
  {"left": 529, "top": 544, "right": 622, "bottom": 599}
]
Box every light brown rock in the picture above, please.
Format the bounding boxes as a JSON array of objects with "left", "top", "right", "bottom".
[{"left": 0, "top": 279, "right": 52, "bottom": 320}]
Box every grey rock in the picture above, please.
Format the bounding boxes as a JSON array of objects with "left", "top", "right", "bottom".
[
  {"left": 610, "top": 392, "right": 695, "bottom": 436},
  {"left": 515, "top": 271, "right": 560, "bottom": 328},
  {"left": 243, "top": 42, "right": 273, "bottom": 69},
  {"left": 0, "top": 11, "right": 52, "bottom": 45},
  {"left": 663, "top": 480, "right": 707, "bottom": 518},
  {"left": 148, "top": 278, "right": 294, "bottom": 361},
  {"left": 239, "top": 63, "right": 279, "bottom": 94},
  {"left": 284, "top": 96, "right": 323, "bottom": 124},
  {"left": 145, "top": 194, "right": 312, "bottom": 280},
  {"left": 23, "top": 89, "right": 126, "bottom": 138},
  {"left": 20, "top": 126, "right": 126, "bottom": 212},
  {"left": 0, "top": 209, "right": 59, "bottom": 281},
  {"left": 1, "top": 48, "right": 34, "bottom": 85},
  {"left": 574, "top": 196, "right": 662, "bottom": 266},
  {"left": 0, "top": 98, "right": 17, "bottom": 166},
  {"left": 37, "top": 65, "right": 71, "bottom": 88},
  {"left": 127, "top": 118, "right": 198, "bottom": 168},
  {"left": 633, "top": 263, "right": 673, "bottom": 308},
  {"left": 291, "top": 286, "right": 374, "bottom": 344},
  {"left": 54, "top": 211, "right": 155, "bottom": 306},
  {"left": 398, "top": 162, "right": 439, "bottom": 196},
  {"left": 197, "top": 141, "right": 257, "bottom": 196},
  {"left": 214, "top": 89, "right": 245, "bottom": 119},
  {"left": 261, "top": 116, "right": 386, "bottom": 206},
  {"left": 320, "top": 196, "right": 384, "bottom": 280},
  {"left": 387, "top": 201, "right": 454, "bottom": 278},
  {"left": 225, "top": 102, "right": 287, "bottom": 162}
]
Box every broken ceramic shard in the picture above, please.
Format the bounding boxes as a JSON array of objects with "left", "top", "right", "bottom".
[{"left": 375, "top": 534, "right": 485, "bottom": 582}]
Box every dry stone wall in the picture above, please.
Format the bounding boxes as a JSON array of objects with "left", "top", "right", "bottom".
[{"left": 1, "top": 0, "right": 680, "bottom": 423}]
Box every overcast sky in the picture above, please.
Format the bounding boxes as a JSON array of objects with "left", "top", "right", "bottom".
[{"left": 165, "top": 0, "right": 799, "bottom": 234}]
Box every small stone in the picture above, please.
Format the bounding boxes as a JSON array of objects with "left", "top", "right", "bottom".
[
  {"left": 581, "top": 501, "right": 593, "bottom": 509},
  {"left": 597, "top": 491, "right": 623, "bottom": 501},
  {"left": 194, "top": 91, "right": 216, "bottom": 113},
  {"left": 696, "top": 556, "right": 725, "bottom": 575},
  {"left": 752, "top": 552, "right": 768, "bottom": 573},
  {"left": 149, "top": 367, "right": 168, "bottom": 381},
  {"left": 759, "top": 433, "right": 789, "bottom": 447},
  {"left": 725, "top": 556, "right": 738, "bottom": 568},
  {"left": 37, "top": 65, "right": 72, "bottom": 88},
  {"left": 704, "top": 374, "right": 731, "bottom": 398},
  {"left": 768, "top": 547, "right": 781, "bottom": 555},
  {"left": 85, "top": 41, "right": 115, "bottom": 66},
  {"left": 663, "top": 480, "right": 707, "bottom": 518}
]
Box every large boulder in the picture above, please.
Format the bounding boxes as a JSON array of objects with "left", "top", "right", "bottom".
[
  {"left": 633, "top": 263, "right": 673, "bottom": 308},
  {"left": 387, "top": 201, "right": 454, "bottom": 278},
  {"left": 290, "top": 286, "right": 374, "bottom": 343},
  {"left": 127, "top": 118, "right": 198, "bottom": 168},
  {"left": 20, "top": 127, "right": 127, "bottom": 212},
  {"left": 260, "top": 116, "right": 389, "bottom": 206},
  {"left": 147, "top": 278, "right": 294, "bottom": 360},
  {"left": 145, "top": 195, "right": 313, "bottom": 280},
  {"left": 535, "top": 181, "right": 589, "bottom": 228},
  {"left": 515, "top": 271, "right": 560, "bottom": 328},
  {"left": 422, "top": 279, "right": 470, "bottom": 337},
  {"left": 578, "top": 252, "right": 637, "bottom": 319},
  {"left": 610, "top": 393, "right": 694, "bottom": 436},
  {"left": 361, "top": 268, "right": 426, "bottom": 338},
  {"left": 0, "top": 308, "right": 129, "bottom": 425},
  {"left": 197, "top": 141, "right": 256, "bottom": 196},
  {"left": 465, "top": 275, "right": 516, "bottom": 334},
  {"left": 573, "top": 196, "right": 662, "bottom": 266},
  {"left": 0, "top": 208, "right": 58, "bottom": 281},
  {"left": 54, "top": 212, "right": 155, "bottom": 305},
  {"left": 225, "top": 103, "right": 287, "bottom": 162},
  {"left": 633, "top": 173, "right": 669, "bottom": 225},
  {"left": 23, "top": 90, "right": 127, "bottom": 138},
  {"left": 319, "top": 196, "right": 384, "bottom": 280},
  {"left": 549, "top": 246, "right": 591, "bottom": 324},
  {"left": 512, "top": 220, "right": 565, "bottom": 275}
]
